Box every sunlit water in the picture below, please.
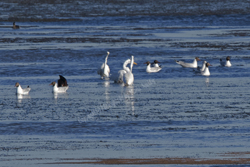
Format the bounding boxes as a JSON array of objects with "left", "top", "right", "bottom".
[{"left": 1, "top": 1, "right": 250, "bottom": 167}]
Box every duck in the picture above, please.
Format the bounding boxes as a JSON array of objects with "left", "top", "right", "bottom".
[
  {"left": 97, "top": 51, "right": 110, "bottom": 78},
  {"left": 144, "top": 61, "right": 162, "bottom": 73},
  {"left": 50, "top": 75, "right": 69, "bottom": 93},
  {"left": 15, "top": 82, "right": 31, "bottom": 95},
  {"left": 111, "top": 56, "right": 137, "bottom": 85},
  {"left": 175, "top": 57, "right": 201, "bottom": 68},
  {"left": 220, "top": 56, "right": 231, "bottom": 67},
  {"left": 201, "top": 63, "right": 212, "bottom": 76},
  {"left": 12, "top": 22, "right": 20, "bottom": 29},
  {"left": 152, "top": 60, "right": 161, "bottom": 68}
]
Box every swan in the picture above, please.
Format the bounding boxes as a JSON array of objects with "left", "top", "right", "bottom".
[
  {"left": 15, "top": 82, "right": 31, "bottom": 95},
  {"left": 12, "top": 22, "right": 20, "bottom": 29},
  {"left": 144, "top": 61, "right": 162, "bottom": 73},
  {"left": 201, "top": 63, "right": 212, "bottom": 76},
  {"left": 111, "top": 56, "right": 137, "bottom": 85},
  {"left": 175, "top": 57, "right": 201, "bottom": 68},
  {"left": 97, "top": 51, "right": 110, "bottom": 78},
  {"left": 152, "top": 60, "right": 161, "bottom": 67},
  {"left": 220, "top": 56, "right": 231, "bottom": 67},
  {"left": 124, "top": 55, "right": 137, "bottom": 86},
  {"left": 50, "top": 75, "right": 69, "bottom": 93}
]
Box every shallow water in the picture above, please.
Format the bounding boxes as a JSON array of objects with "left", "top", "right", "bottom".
[{"left": 1, "top": 1, "right": 250, "bottom": 166}]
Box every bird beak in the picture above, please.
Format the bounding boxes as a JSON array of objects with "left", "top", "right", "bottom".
[{"left": 133, "top": 62, "right": 137, "bottom": 65}]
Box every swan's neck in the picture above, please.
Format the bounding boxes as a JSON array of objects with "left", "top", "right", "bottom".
[
  {"left": 123, "top": 59, "right": 131, "bottom": 73},
  {"left": 130, "top": 56, "right": 134, "bottom": 73}
]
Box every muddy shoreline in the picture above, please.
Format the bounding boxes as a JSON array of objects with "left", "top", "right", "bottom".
[{"left": 47, "top": 157, "right": 250, "bottom": 165}]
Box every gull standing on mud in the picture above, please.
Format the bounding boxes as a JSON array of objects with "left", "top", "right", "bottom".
[
  {"left": 144, "top": 61, "right": 162, "bottom": 73},
  {"left": 97, "top": 51, "right": 110, "bottom": 79},
  {"left": 111, "top": 55, "right": 137, "bottom": 85},
  {"left": 175, "top": 57, "right": 201, "bottom": 68},
  {"left": 220, "top": 56, "right": 232, "bottom": 67},
  {"left": 50, "top": 75, "right": 69, "bottom": 93},
  {"left": 15, "top": 82, "right": 31, "bottom": 95}
]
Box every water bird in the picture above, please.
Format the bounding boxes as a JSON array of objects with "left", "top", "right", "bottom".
[
  {"left": 97, "top": 51, "right": 110, "bottom": 78},
  {"left": 175, "top": 57, "right": 201, "bottom": 68},
  {"left": 201, "top": 62, "right": 212, "bottom": 76},
  {"left": 220, "top": 56, "right": 231, "bottom": 67},
  {"left": 50, "top": 75, "right": 69, "bottom": 93},
  {"left": 12, "top": 22, "right": 20, "bottom": 29},
  {"left": 144, "top": 61, "right": 162, "bottom": 73},
  {"left": 152, "top": 60, "right": 161, "bottom": 68},
  {"left": 198, "top": 61, "right": 207, "bottom": 72},
  {"left": 15, "top": 82, "right": 31, "bottom": 95},
  {"left": 111, "top": 55, "right": 137, "bottom": 86}
]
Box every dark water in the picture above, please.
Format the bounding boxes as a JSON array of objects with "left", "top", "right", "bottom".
[{"left": 1, "top": 1, "right": 250, "bottom": 166}]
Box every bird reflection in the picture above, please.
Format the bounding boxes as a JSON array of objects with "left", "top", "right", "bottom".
[
  {"left": 103, "top": 80, "right": 110, "bottom": 103},
  {"left": 125, "top": 85, "right": 135, "bottom": 117},
  {"left": 52, "top": 92, "right": 69, "bottom": 101},
  {"left": 16, "top": 94, "right": 30, "bottom": 104},
  {"left": 205, "top": 78, "right": 210, "bottom": 87}
]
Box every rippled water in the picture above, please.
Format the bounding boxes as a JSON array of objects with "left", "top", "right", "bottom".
[{"left": 1, "top": 1, "right": 250, "bottom": 166}]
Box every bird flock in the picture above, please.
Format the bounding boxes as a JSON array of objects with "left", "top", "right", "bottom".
[
  {"left": 15, "top": 50, "right": 232, "bottom": 96},
  {"left": 12, "top": 22, "right": 232, "bottom": 96}
]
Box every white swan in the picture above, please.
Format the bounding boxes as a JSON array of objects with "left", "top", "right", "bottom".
[
  {"left": 97, "top": 51, "right": 110, "bottom": 78},
  {"left": 220, "top": 56, "right": 231, "bottom": 67},
  {"left": 175, "top": 57, "right": 201, "bottom": 68},
  {"left": 50, "top": 75, "right": 69, "bottom": 93},
  {"left": 145, "top": 61, "right": 162, "bottom": 73},
  {"left": 15, "top": 82, "right": 31, "bottom": 95},
  {"left": 201, "top": 63, "right": 212, "bottom": 76},
  {"left": 111, "top": 56, "right": 137, "bottom": 85},
  {"left": 152, "top": 60, "right": 161, "bottom": 67}
]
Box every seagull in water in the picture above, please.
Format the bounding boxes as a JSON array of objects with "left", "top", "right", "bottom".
[
  {"left": 144, "top": 61, "right": 162, "bottom": 73},
  {"left": 175, "top": 57, "right": 201, "bottom": 68},
  {"left": 198, "top": 61, "right": 207, "bottom": 72},
  {"left": 201, "top": 62, "right": 212, "bottom": 76},
  {"left": 111, "top": 55, "right": 137, "bottom": 85},
  {"left": 97, "top": 51, "right": 110, "bottom": 79},
  {"left": 50, "top": 75, "right": 69, "bottom": 93},
  {"left": 15, "top": 82, "right": 31, "bottom": 95},
  {"left": 152, "top": 60, "right": 161, "bottom": 68},
  {"left": 12, "top": 22, "right": 20, "bottom": 29},
  {"left": 220, "top": 56, "right": 232, "bottom": 67}
]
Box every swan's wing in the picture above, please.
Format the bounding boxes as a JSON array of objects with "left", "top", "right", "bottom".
[
  {"left": 111, "top": 70, "right": 126, "bottom": 83},
  {"left": 107, "top": 65, "right": 110, "bottom": 74},
  {"left": 97, "top": 63, "right": 105, "bottom": 74},
  {"left": 124, "top": 72, "right": 134, "bottom": 86},
  {"left": 103, "top": 64, "right": 110, "bottom": 77}
]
